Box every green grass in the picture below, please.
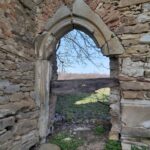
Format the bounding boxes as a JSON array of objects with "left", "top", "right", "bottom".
[
  {"left": 93, "top": 125, "right": 105, "bottom": 136},
  {"left": 56, "top": 88, "right": 110, "bottom": 122},
  {"left": 104, "top": 140, "right": 122, "bottom": 150},
  {"left": 50, "top": 132, "right": 83, "bottom": 150}
]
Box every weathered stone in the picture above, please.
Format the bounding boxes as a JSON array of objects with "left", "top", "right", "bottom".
[
  {"left": 0, "top": 140, "right": 12, "bottom": 150},
  {"left": 21, "top": 130, "right": 39, "bottom": 150},
  {"left": 0, "top": 129, "right": 6, "bottom": 135},
  {"left": 122, "top": 127, "right": 150, "bottom": 138},
  {"left": 143, "top": 3, "right": 150, "bottom": 12},
  {"left": 140, "top": 120, "right": 150, "bottom": 129},
  {"left": 115, "top": 24, "right": 149, "bottom": 34},
  {"left": 140, "top": 33, "right": 150, "bottom": 44},
  {"left": 17, "top": 62, "right": 34, "bottom": 72},
  {"left": 0, "top": 117, "right": 15, "bottom": 130},
  {"left": 146, "top": 92, "right": 150, "bottom": 98},
  {"left": 21, "top": 86, "right": 33, "bottom": 92},
  {"left": 137, "top": 14, "right": 150, "bottom": 23},
  {"left": 144, "top": 62, "right": 150, "bottom": 69},
  {"left": 45, "top": 5, "right": 72, "bottom": 31},
  {"left": 122, "top": 39, "right": 139, "bottom": 47},
  {"left": 121, "top": 104, "right": 150, "bottom": 129},
  {"left": 125, "top": 45, "right": 150, "bottom": 54},
  {"left": 109, "top": 131, "right": 119, "bottom": 140},
  {"left": 0, "top": 96, "right": 9, "bottom": 105},
  {"left": 0, "top": 131, "right": 13, "bottom": 144},
  {"left": 122, "top": 57, "right": 144, "bottom": 77},
  {"left": 123, "top": 91, "right": 144, "bottom": 99},
  {"left": 120, "top": 34, "right": 140, "bottom": 40},
  {"left": 0, "top": 100, "right": 35, "bottom": 118},
  {"left": 16, "top": 110, "right": 39, "bottom": 120},
  {"left": 19, "top": 0, "right": 36, "bottom": 10},
  {"left": 4, "top": 85, "right": 20, "bottom": 94},
  {"left": 13, "top": 119, "right": 37, "bottom": 136},
  {"left": 40, "top": 143, "right": 61, "bottom": 150},
  {"left": 10, "top": 93, "right": 24, "bottom": 102},
  {"left": 10, "top": 141, "right": 22, "bottom": 150},
  {"left": 0, "top": 80, "right": 10, "bottom": 90},
  {"left": 119, "top": 0, "right": 150, "bottom": 7},
  {"left": 121, "top": 81, "right": 150, "bottom": 90},
  {"left": 144, "top": 70, "right": 150, "bottom": 78}
]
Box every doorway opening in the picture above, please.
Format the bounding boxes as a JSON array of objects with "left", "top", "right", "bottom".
[{"left": 49, "top": 29, "right": 113, "bottom": 150}]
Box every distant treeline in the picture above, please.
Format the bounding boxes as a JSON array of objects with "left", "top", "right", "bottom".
[{"left": 58, "top": 73, "right": 109, "bottom": 80}]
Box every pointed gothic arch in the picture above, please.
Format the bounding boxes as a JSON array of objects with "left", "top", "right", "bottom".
[{"left": 35, "top": 0, "right": 124, "bottom": 143}]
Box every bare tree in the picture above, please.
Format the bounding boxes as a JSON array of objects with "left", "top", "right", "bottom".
[{"left": 56, "top": 29, "right": 109, "bottom": 73}]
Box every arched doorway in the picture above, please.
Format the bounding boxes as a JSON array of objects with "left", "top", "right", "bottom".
[{"left": 35, "top": 0, "right": 124, "bottom": 143}]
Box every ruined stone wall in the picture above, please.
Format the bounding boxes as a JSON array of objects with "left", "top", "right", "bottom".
[
  {"left": 0, "top": 0, "right": 150, "bottom": 149},
  {"left": 0, "top": 0, "right": 39, "bottom": 149},
  {"left": 85, "top": 0, "right": 150, "bottom": 148}
]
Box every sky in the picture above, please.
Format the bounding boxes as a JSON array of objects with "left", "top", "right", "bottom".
[{"left": 56, "top": 29, "right": 110, "bottom": 75}]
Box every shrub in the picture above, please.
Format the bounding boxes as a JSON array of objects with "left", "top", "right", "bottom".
[{"left": 93, "top": 125, "right": 105, "bottom": 136}]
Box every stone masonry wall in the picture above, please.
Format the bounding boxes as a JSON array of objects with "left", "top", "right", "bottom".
[
  {"left": 0, "top": 0, "right": 39, "bottom": 149},
  {"left": 0, "top": 0, "right": 150, "bottom": 149}
]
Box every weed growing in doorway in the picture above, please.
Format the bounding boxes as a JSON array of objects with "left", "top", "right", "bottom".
[
  {"left": 104, "top": 140, "right": 122, "bottom": 150},
  {"left": 50, "top": 132, "right": 84, "bottom": 150}
]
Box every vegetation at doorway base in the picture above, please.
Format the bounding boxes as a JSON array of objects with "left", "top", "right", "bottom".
[
  {"left": 50, "top": 132, "right": 84, "bottom": 150},
  {"left": 93, "top": 125, "right": 105, "bottom": 136},
  {"left": 104, "top": 140, "right": 122, "bottom": 150}
]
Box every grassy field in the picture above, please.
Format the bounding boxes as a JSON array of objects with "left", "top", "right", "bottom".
[{"left": 55, "top": 88, "right": 110, "bottom": 122}]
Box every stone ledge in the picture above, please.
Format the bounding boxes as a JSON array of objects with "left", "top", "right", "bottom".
[{"left": 122, "top": 127, "right": 150, "bottom": 138}]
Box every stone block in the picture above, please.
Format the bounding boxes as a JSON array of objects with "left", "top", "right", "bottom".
[
  {"left": 120, "top": 34, "right": 140, "bottom": 40},
  {"left": 109, "top": 131, "right": 119, "bottom": 140},
  {"left": 0, "top": 101, "right": 35, "bottom": 118},
  {"left": 122, "top": 57, "right": 144, "bottom": 77},
  {"left": 144, "top": 70, "right": 150, "bottom": 78},
  {"left": 0, "top": 96, "right": 9, "bottom": 105},
  {"left": 16, "top": 110, "right": 39, "bottom": 120},
  {"left": 13, "top": 119, "right": 37, "bottom": 136},
  {"left": 0, "top": 80, "right": 10, "bottom": 90},
  {"left": 10, "top": 93, "right": 24, "bottom": 102},
  {"left": 0, "top": 140, "right": 12, "bottom": 150},
  {"left": 122, "top": 127, "right": 150, "bottom": 138},
  {"left": 115, "top": 24, "right": 149, "bottom": 34},
  {"left": 123, "top": 91, "right": 144, "bottom": 99},
  {"left": 143, "top": 3, "right": 150, "bottom": 12},
  {"left": 121, "top": 104, "right": 150, "bottom": 128},
  {"left": 10, "top": 141, "right": 22, "bottom": 150},
  {"left": 0, "top": 129, "right": 6, "bottom": 135},
  {"left": 17, "top": 62, "right": 34, "bottom": 72},
  {"left": 121, "top": 142, "right": 131, "bottom": 150},
  {"left": 45, "top": 5, "right": 72, "bottom": 30},
  {"left": 137, "top": 13, "right": 150, "bottom": 23},
  {"left": 0, "top": 131, "right": 13, "bottom": 144},
  {"left": 21, "top": 130, "right": 39, "bottom": 150},
  {"left": 121, "top": 81, "right": 150, "bottom": 90},
  {"left": 140, "top": 33, "right": 150, "bottom": 44},
  {"left": 4, "top": 85, "right": 20, "bottom": 94},
  {"left": 125, "top": 45, "right": 150, "bottom": 54},
  {"left": 0, "top": 117, "right": 15, "bottom": 130}
]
